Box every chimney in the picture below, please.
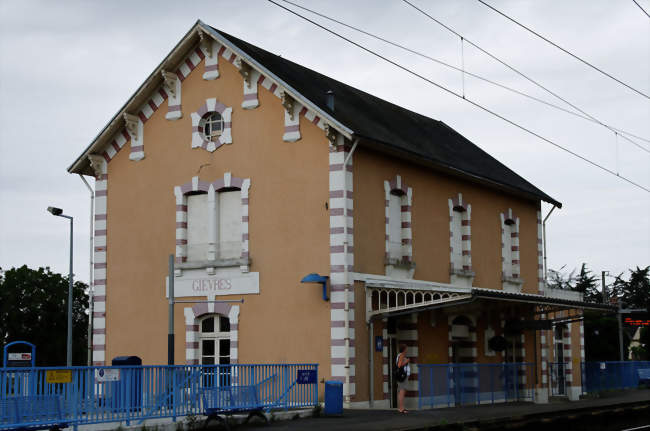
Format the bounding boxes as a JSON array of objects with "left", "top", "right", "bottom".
[{"left": 326, "top": 90, "right": 334, "bottom": 111}]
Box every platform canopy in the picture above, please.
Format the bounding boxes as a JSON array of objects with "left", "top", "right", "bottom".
[{"left": 361, "top": 275, "right": 617, "bottom": 322}]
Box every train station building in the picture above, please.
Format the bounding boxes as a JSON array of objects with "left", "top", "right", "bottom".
[{"left": 67, "top": 21, "right": 612, "bottom": 409}]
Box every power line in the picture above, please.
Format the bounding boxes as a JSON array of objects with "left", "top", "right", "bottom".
[
  {"left": 266, "top": 0, "right": 650, "bottom": 193},
  {"left": 401, "top": 0, "right": 650, "bottom": 153},
  {"left": 476, "top": 0, "right": 650, "bottom": 99},
  {"left": 276, "top": 0, "right": 650, "bottom": 151},
  {"left": 632, "top": 0, "right": 650, "bottom": 18}
]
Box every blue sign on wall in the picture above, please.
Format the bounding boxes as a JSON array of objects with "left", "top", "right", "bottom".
[
  {"left": 375, "top": 336, "right": 384, "bottom": 352},
  {"left": 297, "top": 369, "right": 317, "bottom": 384}
]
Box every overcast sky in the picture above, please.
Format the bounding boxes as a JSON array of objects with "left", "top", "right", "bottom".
[{"left": 0, "top": 0, "right": 648, "bottom": 288}]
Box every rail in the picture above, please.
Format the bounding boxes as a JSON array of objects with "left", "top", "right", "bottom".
[
  {"left": 0, "top": 363, "right": 318, "bottom": 430},
  {"left": 418, "top": 362, "right": 535, "bottom": 409}
]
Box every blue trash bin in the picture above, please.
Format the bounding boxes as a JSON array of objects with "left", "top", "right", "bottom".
[
  {"left": 111, "top": 356, "right": 142, "bottom": 412},
  {"left": 324, "top": 380, "right": 343, "bottom": 415}
]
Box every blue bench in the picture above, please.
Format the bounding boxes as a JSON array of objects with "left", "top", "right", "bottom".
[
  {"left": 202, "top": 385, "right": 268, "bottom": 430},
  {"left": 638, "top": 368, "right": 650, "bottom": 386},
  {"left": 0, "top": 396, "right": 68, "bottom": 431}
]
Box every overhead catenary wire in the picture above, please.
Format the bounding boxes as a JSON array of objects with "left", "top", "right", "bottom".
[
  {"left": 632, "top": 0, "right": 650, "bottom": 18},
  {"left": 401, "top": 0, "right": 650, "bottom": 153},
  {"left": 460, "top": 37, "right": 466, "bottom": 99},
  {"left": 633, "top": 0, "right": 650, "bottom": 18},
  {"left": 276, "top": 0, "right": 650, "bottom": 150},
  {"left": 476, "top": 0, "right": 650, "bottom": 99},
  {"left": 266, "top": 0, "right": 650, "bottom": 193}
]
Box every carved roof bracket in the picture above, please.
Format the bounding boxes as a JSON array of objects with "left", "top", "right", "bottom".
[
  {"left": 123, "top": 113, "right": 140, "bottom": 140},
  {"left": 87, "top": 154, "right": 106, "bottom": 178},
  {"left": 324, "top": 124, "right": 337, "bottom": 145},
  {"left": 236, "top": 59, "right": 252, "bottom": 85},
  {"left": 198, "top": 28, "right": 212, "bottom": 58},
  {"left": 281, "top": 91, "right": 295, "bottom": 120},
  {"left": 161, "top": 70, "right": 178, "bottom": 98}
]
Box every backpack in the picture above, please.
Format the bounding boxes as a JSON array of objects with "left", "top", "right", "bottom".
[{"left": 395, "top": 365, "right": 407, "bottom": 383}]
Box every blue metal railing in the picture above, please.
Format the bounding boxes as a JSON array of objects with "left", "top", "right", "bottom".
[
  {"left": 418, "top": 363, "right": 535, "bottom": 409},
  {"left": 0, "top": 363, "right": 318, "bottom": 430},
  {"left": 582, "top": 361, "right": 650, "bottom": 393}
]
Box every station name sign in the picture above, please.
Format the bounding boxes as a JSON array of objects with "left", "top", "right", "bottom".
[
  {"left": 7, "top": 352, "right": 32, "bottom": 367},
  {"left": 166, "top": 269, "right": 259, "bottom": 300}
]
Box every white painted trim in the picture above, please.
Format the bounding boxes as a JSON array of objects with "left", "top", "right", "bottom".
[{"left": 200, "top": 23, "right": 354, "bottom": 139}]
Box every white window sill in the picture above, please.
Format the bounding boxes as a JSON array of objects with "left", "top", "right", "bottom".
[
  {"left": 502, "top": 275, "right": 524, "bottom": 293},
  {"left": 450, "top": 269, "right": 475, "bottom": 288},
  {"left": 384, "top": 257, "right": 416, "bottom": 268},
  {"left": 384, "top": 258, "right": 416, "bottom": 280},
  {"left": 176, "top": 257, "right": 251, "bottom": 275}
]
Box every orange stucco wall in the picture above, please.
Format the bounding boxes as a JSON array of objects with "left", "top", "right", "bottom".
[
  {"left": 104, "top": 45, "right": 332, "bottom": 373},
  {"left": 352, "top": 147, "right": 541, "bottom": 291}
]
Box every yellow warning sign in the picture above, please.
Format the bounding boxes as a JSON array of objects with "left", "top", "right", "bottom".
[{"left": 46, "top": 369, "right": 72, "bottom": 384}]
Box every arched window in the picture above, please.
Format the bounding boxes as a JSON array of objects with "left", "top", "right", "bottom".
[
  {"left": 383, "top": 175, "right": 414, "bottom": 279},
  {"left": 387, "top": 189, "right": 404, "bottom": 260},
  {"left": 187, "top": 191, "right": 209, "bottom": 261},
  {"left": 217, "top": 189, "right": 242, "bottom": 259},
  {"left": 448, "top": 194, "right": 473, "bottom": 287},
  {"left": 450, "top": 205, "right": 465, "bottom": 271},
  {"left": 174, "top": 173, "right": 251, "bottom": 270},
  {"left": 501, "top": 209, "right": 522, "bottom": 291},
  {"left": 199, "top": 315, "right": 231, "bottom": 365}
]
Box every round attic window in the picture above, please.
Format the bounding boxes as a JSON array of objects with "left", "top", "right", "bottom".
[{"left": 200, "top": 112, "right": 223, "bottom": 142}]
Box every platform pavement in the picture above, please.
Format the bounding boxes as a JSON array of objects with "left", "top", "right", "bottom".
[{"left": 237, "top": 389, "right": 650, "bottom": 431}]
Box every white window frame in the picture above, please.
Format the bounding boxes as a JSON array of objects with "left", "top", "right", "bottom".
[
  {"left": 201, "top": 112, "right": 224, "bottom": 142},
  {"left": 501, "top": 208, "right": 523, "bottom": 292},
  {"left": 448, "top": 194, "right": 474, "bottom": 288},
  {"left": 383, "top": 175, "right": 414, "bottom": 279},
  {"left": 199, "top": 314, "right": 231, "bottom": 366},
  {"left": 174, "top": 173, "right": 251, "bottom": 274}
]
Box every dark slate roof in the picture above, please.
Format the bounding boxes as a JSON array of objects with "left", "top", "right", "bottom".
[{"left": 215, "top": 27, "right": 561, "bottom": 207}]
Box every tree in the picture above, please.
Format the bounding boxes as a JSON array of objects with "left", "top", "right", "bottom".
[
  {"left": 0, "top": 265, "right": 88, "bottom": 366},
  {"left": 610, "top": 266, "right": 650, "bottom": 310},
  {"left": 548, "top": 263, "right": 649, "bottom": 361},
  {"left": 573, "top": 263, "right": 600, "bottom": 302},
  {"left": 547, "top": 265, "right": 576, "bottom": 290}
]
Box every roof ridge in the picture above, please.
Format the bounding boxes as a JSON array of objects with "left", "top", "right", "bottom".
[{"left": 214, "top": 26, "right": 559, "bottom": 207}]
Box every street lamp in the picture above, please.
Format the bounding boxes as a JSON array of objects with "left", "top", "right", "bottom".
[{"left": 47, "top": 206, "right": 74, "bottom": 367}]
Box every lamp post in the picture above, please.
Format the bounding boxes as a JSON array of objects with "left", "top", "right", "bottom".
[{"left": 47, "top": 206, "right": 74, "bottom": 367}]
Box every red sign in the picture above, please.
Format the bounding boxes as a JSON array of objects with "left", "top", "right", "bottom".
[
  {"left": 624, "top": 317, "right": 650, "bottom": 326},
  {"left": 8, "top": 353, "right": 31, "bottom": 360}
]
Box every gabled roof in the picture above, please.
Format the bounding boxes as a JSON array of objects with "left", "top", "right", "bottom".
[{"left": 68, "top": 20, "right": 560, "bottom": 208}]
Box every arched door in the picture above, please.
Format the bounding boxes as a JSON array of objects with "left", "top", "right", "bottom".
[{"left": 199, "top": 314, "right": 231, "bottom": 386}]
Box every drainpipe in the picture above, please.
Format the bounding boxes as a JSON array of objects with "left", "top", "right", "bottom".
[
  {"left": 369, "top": 319, "right": 374, "bottom": 408},
  {"left": 342, "top": 138, "right": 359, "bottom": 405},
  {"left": 79, "top": 174, "right": 94, "bottom": 366},
  {"left": 542, "top": 205, "right": 556, "bottom": 287}
]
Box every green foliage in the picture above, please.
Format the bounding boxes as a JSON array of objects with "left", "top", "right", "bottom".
[
  {"left": 610, "top": 266, "right": 650, "bottom": 310},
  {"left": 547, "top": 265, "right": 576, "bottom": 290},
  {"left": 0, "top": 265, "right": 89, "bottom": 366},
  {"left": 549, "top": 264, "right": 649, "bottom": 360},
  {"left": 574, "top": 263, "right": 600, "bottom": 302}
]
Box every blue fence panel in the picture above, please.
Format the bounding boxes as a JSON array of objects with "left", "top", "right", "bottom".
[
  {"left": 582, "top": 361, "right": 650, "bottom": 393},
  {"left": 418, "top": 363, "right": 534, "bottom": 409},
  {"left": 0, "top": 363, "right": 318, "bottom": 430}
]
